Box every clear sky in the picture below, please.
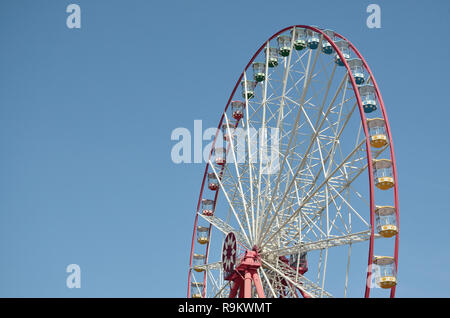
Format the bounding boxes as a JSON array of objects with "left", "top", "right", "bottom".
[{"left": 0, "top": 0, "right": 449, "bottom": 297}]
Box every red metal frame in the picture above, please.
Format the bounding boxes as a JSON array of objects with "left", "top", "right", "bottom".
[
  {"left": 187, "top": 25, "right": 399, "bottom": 298},
  {"left": 335, "top": 33, "right": 399, "bottom": 298},
  {"left": 225, "top": 249, "right": 265, "bottom": 298}
]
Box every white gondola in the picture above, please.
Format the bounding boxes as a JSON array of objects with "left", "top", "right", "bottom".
[
  {"left": 222, "top": 123, "right": 235, "bottom": 141},
  {"left": 265, "top": 47, "right": 279, "bottom": 67},
  {"left": 334, "top": 40, "right": 350, "bottom": 66},
  {"left": 214, "top": 147, "right": 227, "bottom": 165},
  {"left": 277, "top": 35, "right": 291, "bottom": 57},
  {"left": 321, "top": 29, "right": 335, "bottom": 54},
  {"left": 241, "top": 80, "right": 257, "bottom": 99},
  {"left": 359, "top": 84, "right": 377, "bottom": 113},
  {"left": 231, "top": 100, "right": 245, "bottom": 120},
  {"left": 347, "top": 58, "right": 365, "bottom": 85},
  {"left": 201, "top": 199, "right": 214, "bottom": 216},
  {"left": 291, "top": 27, "right": 306, "bottom": 51},
  {"left": 252, "top": 62, "right": 265, "bottom": 82},
  {"left": 306, "top": 29, "right": 320, "bottom": 49},
  {"left": 207, "top": 172, "right": 219, "bottom": 191}
]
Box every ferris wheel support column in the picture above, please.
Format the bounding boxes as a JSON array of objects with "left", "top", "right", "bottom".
[
  {"left": 241, "top": 268, "right": 265, "bottom": 298},
  {"left": 252, "top": 271, "right": 265, "bottom": 298},
  {"left": 229, "top": 277, "right": 242, "bottom": 298},
  {"left": 227, "top": 249, "right": 266, "bottom": 298},
  {"left": 244, "top": 271, "right": 253, "bottom": 298}
]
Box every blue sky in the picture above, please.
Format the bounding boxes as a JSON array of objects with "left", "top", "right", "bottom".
[{"left": 0, "top": 0, "right": 449, "bottom": 297}]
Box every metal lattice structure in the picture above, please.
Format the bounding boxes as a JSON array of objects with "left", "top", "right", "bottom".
[{"left": 187, "top": 25, "right": 399, "bottom": 298}]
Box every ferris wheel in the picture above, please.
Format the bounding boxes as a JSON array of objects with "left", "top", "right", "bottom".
[{"left": 187, "top": 25, "right": 399, "bottom": 298}]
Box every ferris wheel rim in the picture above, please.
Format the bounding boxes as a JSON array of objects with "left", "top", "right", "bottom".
[
  {"left": 335, "top": 33, "right": 400, "bottom": 298},
  {"left": 187, "top": 25, "right": 399, "bottom": 299}
]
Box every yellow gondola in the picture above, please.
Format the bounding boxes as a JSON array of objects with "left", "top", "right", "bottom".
[
  {"left": 193, "top": 254, "right": 206, "bottom": 272},
  {"left": 373, "top": 159, "right": 394, "bottom": 190},
  {"left": 367, "top": 118, "right": 387, "bottom": 148},
  {"left": 375, "top": 206, "right": 398, "bottom": 238},
  {"left": 196, "top": 226, "right": 210, "bottom": 244},
  {"left": 191, "top": 282, "right": 203, "bottom": 298},
  {"left": 373, "top": 256, "right": 397, "bottom": 289}
]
